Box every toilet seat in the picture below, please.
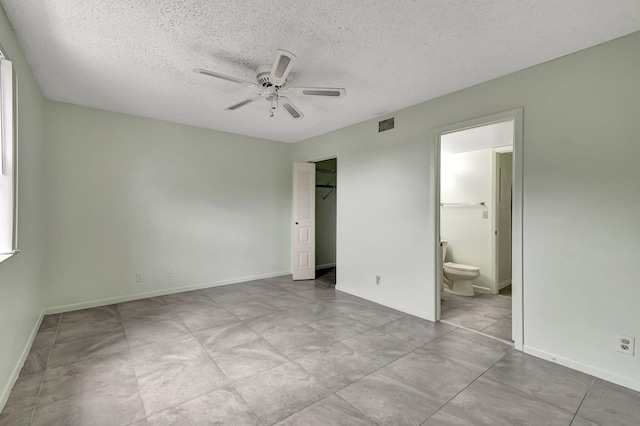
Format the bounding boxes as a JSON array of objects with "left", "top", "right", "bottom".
[{"left": 444, "top": 262, "right": 479, "bottom": 272}]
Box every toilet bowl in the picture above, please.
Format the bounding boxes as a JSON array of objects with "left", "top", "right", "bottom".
[
  {"left": 443, "top": 262, "right": 480, "bottom": 296},
  {"left": 440, "top": 240, "right": 480, "bottom": 296}
]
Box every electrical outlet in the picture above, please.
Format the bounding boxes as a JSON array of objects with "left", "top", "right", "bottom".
[
  {"left": 616, "top": 334, "right": 635, "bottom": 356},
  {"left": 164, "top": 270, "right": 172, "bottom": 278},
  {"left": 135, "top": 273, "right": 143, "bottom": 283},
  {"left": 376, "top": 275, "right": 381, "bottom": 285}
]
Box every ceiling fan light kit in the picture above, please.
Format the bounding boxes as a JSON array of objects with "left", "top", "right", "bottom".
[{"left": 194, "top": 49, "right": 346, "bottom": 120}]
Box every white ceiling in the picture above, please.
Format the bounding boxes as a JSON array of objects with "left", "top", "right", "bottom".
[{"left": 2, "top": 1, "right": 640, "bottom": 143}]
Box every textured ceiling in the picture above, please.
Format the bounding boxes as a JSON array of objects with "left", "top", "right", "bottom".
[{"left": 2, "top": 1, "right": 640, "bottom": 143}]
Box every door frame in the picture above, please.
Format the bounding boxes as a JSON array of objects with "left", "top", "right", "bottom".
[
  {"left": 430, "top": 108, "right": 524, "bottom": 350},
  {"left": 493, "top": 148, "right": 514, "bottom": 294}
]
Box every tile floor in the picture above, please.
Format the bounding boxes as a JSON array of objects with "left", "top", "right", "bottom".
[
  {"left": 441, "top": 289, "right": 513, "bottom": 341},
  {"left": 2, "top": 275, "right": 640, "bottom": 425}
]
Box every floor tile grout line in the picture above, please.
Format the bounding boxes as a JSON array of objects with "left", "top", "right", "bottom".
[
  {"left": 28, "top": 315, "right": 63, "bottom": 425},
  {"left": 129, "top": 294, "right": 257, "bottom": 421},
  {"left": 119, "top": 301, "right": 152, "bottom": 423},
  {"left": 420, "top": 346, "right": 510, "bottom": 424},
  {"left": 569, "top": 377, "right": 598, "bottom": 425},
  {"left": 443, "top": 315, "right": 594, "bottom": 418}
]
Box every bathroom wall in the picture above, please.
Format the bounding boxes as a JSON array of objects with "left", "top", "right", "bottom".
[
  {"left": 440, "top": 149, "right": 495, "bottom": 292},
  {"left": 315, "top": 158, "right": 337, "bottom": 268}
]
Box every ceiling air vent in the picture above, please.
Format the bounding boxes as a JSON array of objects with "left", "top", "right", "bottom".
[{"left": 379, "top": 117, "right": 394, "bottom": 132}]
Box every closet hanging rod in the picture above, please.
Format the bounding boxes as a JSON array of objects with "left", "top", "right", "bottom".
[
  {"left": 316, "top": 184, "right": 337, "bottom": 189},
  {"left": 440, "top": 202, "right": 486, "bottom": 207},
  {"left": 316, "top": 168, "right": 336, "bottom": 174}
]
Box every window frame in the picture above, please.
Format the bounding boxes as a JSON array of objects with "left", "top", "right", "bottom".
[{"left": 0, "top": 44, "right": 19, "bottom": 264}]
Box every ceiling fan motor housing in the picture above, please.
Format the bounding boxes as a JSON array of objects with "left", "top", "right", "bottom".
[{"left": 256, "top": 64, "right": 274, "bottom": 87}]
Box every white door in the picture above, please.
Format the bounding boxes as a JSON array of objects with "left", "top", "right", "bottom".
[{"left": 292, "top": 162, "right": 316, "bottom": 280}]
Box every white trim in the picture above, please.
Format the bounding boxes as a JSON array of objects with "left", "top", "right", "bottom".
[
  {"left": 336, "top": 284, "right": 431, "bottom": 321},
  {"left": 43, "top": 270, "right": 290, "bottom": 315},
  {"left": 523, "top": 345, "right": 640, "bottom": 393},
  {"left": 315, "top": 262, "right": 336, "bottom": 270},
  {"left": 430, "top": 108, "right": 524, "bottom": 350},
  {"left": 0, "top": 311, "right": 43, "bottom": 412}
]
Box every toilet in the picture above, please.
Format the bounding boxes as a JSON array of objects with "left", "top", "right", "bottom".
[{"left": 441, "top": 241, "right": 480, "bottom": 296}]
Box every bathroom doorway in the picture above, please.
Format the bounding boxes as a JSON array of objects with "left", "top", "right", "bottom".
[
  {"left": 314, "top": 158, "right": 337, "bottom": 286},
  {"left": 432, "top": 109, "right": 523, "bottom": 349}
]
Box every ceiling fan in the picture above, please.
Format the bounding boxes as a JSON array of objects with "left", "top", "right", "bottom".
[{"left": 194, "top": 49, "right": 346, "bottom": 119}]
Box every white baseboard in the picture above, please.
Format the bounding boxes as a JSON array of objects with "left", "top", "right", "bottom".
[
  {"left": 316, "top": 263, "right": 336, "bottom": 270},
  {"left": 43, "top": 270, "right": 290, "bottom": 315},
  {"left": 523, "top": 345, "right": 640, "bottom": 392},
  {"left": 0, "top": 311, "right": 44, "bottom": 412},
  {"left": 336, "top": 284, "right": 434, "bottom": 322}
]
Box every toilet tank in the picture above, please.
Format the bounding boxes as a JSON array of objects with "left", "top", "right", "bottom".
[{"left": 441, "top": 240, "right": 448, "bottom": 262}]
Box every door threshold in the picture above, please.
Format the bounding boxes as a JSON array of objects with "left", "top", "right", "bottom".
[{"left": 440, "top": 319, "right": 514, "bottom": 347}]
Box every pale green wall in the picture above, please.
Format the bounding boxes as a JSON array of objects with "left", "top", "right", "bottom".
[
  {"left": 0, "top": 7, "right": 46, "bottom": 408},
  {"left": 43, "top": 101, "right": 292, "bottom": 310},
  {"left": 292, "top": 32, "right": 640, "bottom": 391}
]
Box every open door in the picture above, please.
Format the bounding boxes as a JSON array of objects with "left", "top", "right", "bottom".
[{"left": 292, "top": 162, "right": 315, "bottom": 280}]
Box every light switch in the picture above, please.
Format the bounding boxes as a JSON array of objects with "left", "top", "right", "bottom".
[{"left": 482, "top": 211, "right": 489, "bottom": 219}]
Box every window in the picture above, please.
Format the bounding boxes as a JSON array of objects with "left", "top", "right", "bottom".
[{"left": 0, "top": 47, "right": 18, "bottom": 263}]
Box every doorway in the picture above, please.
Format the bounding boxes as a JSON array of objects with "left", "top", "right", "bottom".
[
  {"left": 314, "top": 158, "right": 337, "bottom": 286},
  {"left": 432, "top": 108, "right": 523, "bottom": 349}
]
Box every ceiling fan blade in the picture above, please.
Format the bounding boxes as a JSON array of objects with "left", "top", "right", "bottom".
[
  {"left": 286, "top": 86, "right": 346, "bottom": 97},
  {"left": 193, "top": 68, "right": 258, "bottom": 88},
  {"left": 279, "top": 96, "right": 304, "bottom": 119},
  {"left": 269, "top": 50, "right": 296, "bottom": 86},
  {"left": 225, "top": 94, "right": 262, "bottom": 111}
]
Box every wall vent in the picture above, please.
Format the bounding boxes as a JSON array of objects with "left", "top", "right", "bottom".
[{"left": 378, "top": 117, "right": 394, "bottom": 132}]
